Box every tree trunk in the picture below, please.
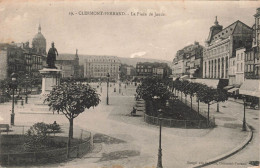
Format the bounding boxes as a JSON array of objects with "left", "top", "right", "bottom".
[
  {"left": 69, "top": 118, "right": 74, "bottom": 139},
  {"left": 207, "top": 103, "right": 210, "bottom": 126},
  {"left": 190, "top": 96, "right": 192, "bottom": 112},
  {"left": 197, "top": 100, "right": 199, "bottom": 115},
  {"left": 217, "top": 103, "right": 219, "bottom": 112},
  {"left": 67, "top": 118, "right": 74, "bottom": 158}
]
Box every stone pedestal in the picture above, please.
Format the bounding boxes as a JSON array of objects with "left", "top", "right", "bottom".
[{"left": 39, "top": 68, "right": 62, "bottom": 95}]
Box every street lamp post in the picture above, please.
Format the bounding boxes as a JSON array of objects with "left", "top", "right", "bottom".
[
  {"left": 106, "top": 73, "right": 110, "bottom": 105},
  {"left": 242, "top": 96, "right": 247, "bottom": 131},
  {"left": 25, "top": 74, "right": 29, "bottom": 104},
  {"left": 10, "top": 73, "right": 18, "bottom": 126},
  {"left": 157, "top": 109, "right": 163, "bottom": 168}
]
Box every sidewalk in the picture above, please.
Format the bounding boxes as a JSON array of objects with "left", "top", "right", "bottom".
[{"left": 228, "top": 97, "right": 244, "bottom": 105}]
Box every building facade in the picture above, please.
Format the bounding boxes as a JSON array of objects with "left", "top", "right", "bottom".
[
  {"left": 238, "top": 8, "right": 260, "bottom": 106},
  {"left": 119, "top": 64, "right": 136, "bottom": 81},
  {"left": 56, "top": 50, "right": 80, "bottom": 78},
  {"left": 203, "top": 17, "right": 253, "bottom": 81},
  {"left": 228, "top": 56, "right": 236, "bottom": 85},
  {"left": 84, "top": 55, "right": 121, "bottom": 81},
  {"left": 172, "top": 41, "right": 204, "bottom": 78},
  {"left": 235, "top": 47, "right": 246, "bottom": 85},
  {"left": 136, "top": 62, "right": 171, "bottom": 79},
  {"left": 0, "top": 44, "right": 26, "bottom": 80}
]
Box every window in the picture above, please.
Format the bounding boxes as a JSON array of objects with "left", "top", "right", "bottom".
[
  {"left": 241, "top": 63, "right": 243, "bottom": 71},
  {"left": 237, "top": 54, "right": 239, "bottom": 60},
  {"left": 237, "top": 64, "right": 239, "bottom": 71},
  {"left": 241, "top": 53, "right": 243, "bottom": 60}
]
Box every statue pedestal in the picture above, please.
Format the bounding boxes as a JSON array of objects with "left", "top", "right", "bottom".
[{"left": 39, "top": 68, "right": 62, "bottom": 95}]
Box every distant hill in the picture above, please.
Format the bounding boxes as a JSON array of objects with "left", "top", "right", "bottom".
[{"left": 60, "top": 53, "right": 172, "bottom": 67}]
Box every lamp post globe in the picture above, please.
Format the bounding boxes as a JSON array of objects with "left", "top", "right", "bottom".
[{"left": 10, "top": 73, "right": 18, "bottom": 126}]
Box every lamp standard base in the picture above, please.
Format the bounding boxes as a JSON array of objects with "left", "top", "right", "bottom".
[
  {"left": 242, "top": 120, "right": 247, "bottom": 131},
  {"left": 157, "top": 148, "right": 163, "bottom": 168},
  {"left": 10, "top": 113, "right": 15, "bottom": 126}
]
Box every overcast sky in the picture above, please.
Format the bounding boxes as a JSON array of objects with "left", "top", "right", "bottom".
[{"left": 0, "top": 1, "right": 259, "bottom": 61}]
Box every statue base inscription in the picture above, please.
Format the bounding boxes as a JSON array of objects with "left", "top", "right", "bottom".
[{"left": 39, "top": 68, "right": 62, "bottom": 95}]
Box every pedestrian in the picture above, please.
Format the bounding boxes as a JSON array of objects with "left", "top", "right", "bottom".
[
  {"left": 131, "top": 107, "right": 136, "bottom": 116},
  {"left": 21, "top": 98, "right": 24, "bottom": 108},
  {"left": 25, "top": 94, "right": 28, "bottom": 104}
]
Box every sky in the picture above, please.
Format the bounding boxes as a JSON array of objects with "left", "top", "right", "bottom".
[{"left": 0, "top": 1, "right": 259, "bottom": 61}]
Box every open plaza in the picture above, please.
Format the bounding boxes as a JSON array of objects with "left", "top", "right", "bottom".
[{"left": 0, "top": 82, "right": 258, "bottom": 168}]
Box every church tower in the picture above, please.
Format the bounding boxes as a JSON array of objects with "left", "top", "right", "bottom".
[
  {"left": 32, "top": 24, "right": 46, "bottom": 55},
  {"left": 74, "top": 49, "right": 80, "bottom": 77}
]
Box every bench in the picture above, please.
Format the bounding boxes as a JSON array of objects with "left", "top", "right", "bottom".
[{"left": 0, "top": 124, "right": 9, "bottom": 133}]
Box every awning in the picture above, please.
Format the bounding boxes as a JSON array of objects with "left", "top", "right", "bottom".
[
  {"left": 190, "top": 68, "right": 198, "bottom": 74},
  {"left": 217, "top": 79, "right": 229, "bottom": 89},
  {"left": 239, "top": 80, "right": 260, "bottom": 98},
  {"left": 223, "top": 85, "right": 234, "bottom": 90},
  {"left": 192, "top": 79, "right": 219, "bottom": 88},
  {"left": 228, "top": 88, "right": 239, "bottom": 93},
  {"left": 180, "top": 75, "right": 189, "bottom": 80}
]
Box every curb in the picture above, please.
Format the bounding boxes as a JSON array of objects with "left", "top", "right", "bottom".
[
  {"left": 190, "top": 124, "right": 253, "bottom": 168},
  {"left": 228, "top": 99, "right": 244, "bottom": 105}
]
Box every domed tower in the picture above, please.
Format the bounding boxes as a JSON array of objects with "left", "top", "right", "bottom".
[
  {"left": 205, "top": 16, "right": 223, "bottom": 46},
  {"left": 32, "top": 24, "right": 46, "bottom": 55}
]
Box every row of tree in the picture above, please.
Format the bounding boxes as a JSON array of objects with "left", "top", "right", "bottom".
[
  {"left": 169, "top": 80, "right": 228, "bottom": 125},
  {"left": 136, "top": 77, "right": 228, "bottom": 125}
]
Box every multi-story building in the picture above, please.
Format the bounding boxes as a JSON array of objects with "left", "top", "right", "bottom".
[
  {"left": 136, "top": 62, "right": 153, "bottom": 77},
  {"left": 56, "top": 50, "right": 80, "bottom": 78},
  {"left": 19, "top": 42, "right": 44, "bottom": 77},
  {"left": 240, "top": 8, "right": 260, "bottom": 101},
  {"left": 228, "top": 56, "right": 236, "bottom": 85},
  {"left": 0, "top": 43, "right": 26, "bottom": 80},
  {"left": 235, "top": 47, "right": 246, "bottom": 85},
  {"left": 119, "top": 64, "right": 136, "bottom": 81},
  {"left": 172, "top": 41, "right": 204, "bottom": 78},
  {"left": 136, "top": 62, "right": 171, "bottom": 79},
  {"left": 84, "top": 55, "right": 121, "bottom": 81},
  {"left": 203, "top": 17, "right": 253, "bottom": 81},
  {"left": 244, "top": 8, "right": 260, "bottom": 80}
]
